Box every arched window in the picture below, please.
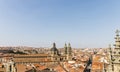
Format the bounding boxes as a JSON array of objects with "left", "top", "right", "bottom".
[{"left": 114, "top": 52, "right": 116, "bottom": 54}]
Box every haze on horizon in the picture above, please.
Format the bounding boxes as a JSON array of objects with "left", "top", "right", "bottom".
[{"left": 0, "top": 0, "right": 120, "bottom": 48}]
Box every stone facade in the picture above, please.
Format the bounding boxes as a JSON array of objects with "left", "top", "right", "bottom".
[
  {"left": 109, "top": 30, "right": 120, "bottom": 72},
  {"left": 112, "top": 30, "right": 120, "bottom": 72},
  {"left": 50, "top": 43, "right": 72, "bottom": 62}
]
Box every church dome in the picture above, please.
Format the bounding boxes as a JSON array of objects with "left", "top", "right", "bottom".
[
  {"left": 51, "top": 47, "right": 58, "bottom": 51},
  {"left": 50, "top": 43, "right": 59, "bottom": 55},
  {"left": 51, "top": 43, "right": 58, "bottom": 51}
]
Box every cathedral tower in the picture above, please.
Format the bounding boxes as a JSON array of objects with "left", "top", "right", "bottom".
[
  {"left": 67, "top": 43, "right": 72, "bottom": 60},
  {"left": 112, "top": 30, "right": 120, "bottom": 72},
  {"left": 67, "top": 43, "right": 72, "bottom": 55},
  {"left": 64, "top": 43, "right": 67, "bottom": 55}
]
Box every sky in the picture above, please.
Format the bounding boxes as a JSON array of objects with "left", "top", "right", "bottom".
[{"left": 0, "top": 0, "right": 120, "bottom": 48}]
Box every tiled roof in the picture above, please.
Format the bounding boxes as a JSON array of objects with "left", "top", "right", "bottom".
[{"left": 92, "top": 62, "right": 103, "bottom": 70}]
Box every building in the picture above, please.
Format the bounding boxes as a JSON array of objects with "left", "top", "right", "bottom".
[
  {"left": 108, "top": 30, "right": 120, "bottom": 72},
  {"left": 50, "top": 43, "right": 72, "bottom": 62},
  {"left": 50, "top": 43, "right": 60, "bottom": 61},
  {"left": 112, "top": 30, "right": 120, "bottom": 72},
  {"left": 67, "top": 43, "right": 72, "bottom": 61},
  {"left": 13, "top": 54, "right": 51, "bottom": 64}
]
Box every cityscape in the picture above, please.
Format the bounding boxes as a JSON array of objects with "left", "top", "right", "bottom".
[
  {"left": 0, "top": 30, "right": 119, "bottom": 72},
  {"left": 0, "top": 0, "right": 120, "bottom": 72}
]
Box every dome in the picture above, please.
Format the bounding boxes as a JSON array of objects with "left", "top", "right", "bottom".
[
  {"left": 51, "top": 43, "right": 58, "bottom": 51},
  {"left": 50, "top": 43, "right": 59, "bottom": 55},
  {"left": 51, "top": 47, "right": 58, "bottom": 52}
]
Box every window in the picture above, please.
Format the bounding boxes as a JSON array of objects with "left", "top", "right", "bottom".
[
  {"left": 114, "top": 52, "right": 116, "bottom": 54},
  {"left": 119, "top": 52, "right": 120, "bottom": 54}
]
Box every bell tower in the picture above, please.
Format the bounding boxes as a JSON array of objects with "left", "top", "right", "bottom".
[
  {"left": 112, "top": 29, "right": 120, "bottom": 72},
  {"left": 67, "top": 43, "right": 72, "bottom": 60},
  {"left": 67, "top": 43, "right": 72, "bottom": 55},
  {"left": 64, "top": 43, "right": 67, "bottom": 55}
]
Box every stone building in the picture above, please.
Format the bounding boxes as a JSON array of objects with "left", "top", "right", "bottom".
[
  {"left": 64, "top": 43, "right": 72, "bottom": 61},
  {"left": 108, "top": 30, "right": 120, "bottom": 72},
  {"left": 5, "top": 61, "right": 16, "bottom": 72},
  {"left": 50, "top": 43, "right": 72, "bottom": 62},
  {"left": 112, "top": 30, "right": 120, "bottom": 72},
  {"left": 50, "top": 43, "right": 60, "bottom": 61}
]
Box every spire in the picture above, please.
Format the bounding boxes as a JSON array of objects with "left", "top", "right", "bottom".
[
  {"left": 112, "top": 29, "right": 120, "bottom": 69},
  {"left": 67, "top": 43, "right": 72, "bottom": 60},
  {"left": 116, "top": 29, "right": 120, "bottom": 36},
  {"left": 64, "top": 43, "right": 67, "bottom": 48},
  {"left": 111, "top": 30, "right": 120, "bottom": 72},
  {"left": 68, "top": 43, "right": 71, "bottom": 48},
  {"left": 64, "top": 43, "right": 67, "bottom": 54},
  {"left": 114, "top": 29, "right": 120, "bottom": 49},
  {"left": 67, "top": 43, "right": 72, "bottom": 55}
]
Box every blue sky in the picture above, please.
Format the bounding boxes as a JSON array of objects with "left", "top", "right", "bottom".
[{"left": 0, "top": 0, "right": 120, "bottom": 48}]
